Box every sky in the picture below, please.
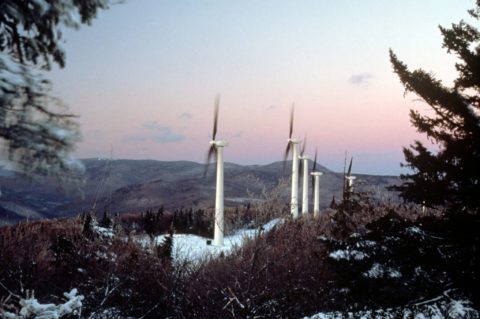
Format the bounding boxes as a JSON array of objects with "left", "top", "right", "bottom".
[{"left": 48, "top": 0, "right": 473, "bottom": 175}]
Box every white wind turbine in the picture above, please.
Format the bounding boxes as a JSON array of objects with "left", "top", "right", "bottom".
[
  {"left": 204, "top": 95, "right": 228, "bottom": 246},
  {"left": 283, "top": 106, "right": 301, "bottom": 219},
  {"left": 298, "top": 137, "right": 310, "bottom": 215},
  {"left": 310, "top": 148, "right": 323, "bottom": 218},
  {"left": 343, "top": 157, "right": 355, "bottom": 202}
]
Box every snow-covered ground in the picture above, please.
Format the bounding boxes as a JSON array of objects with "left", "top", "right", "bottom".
[
  {"left": 303, "top": 294, "right": 479, "bottom": 319},
  {"left": 149, "top": 218, "right": 283, "bottom": 262},
  {"left": 93, "top": 225, "right": 114, "bottom": 238}
]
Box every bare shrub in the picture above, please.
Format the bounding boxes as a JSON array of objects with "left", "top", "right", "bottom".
[
  {"left": 2, "top": 196, "right": 474, "bottom": 318},
  {"left": 247, "top": 177, "right": 290, "bottom": 226},
  {"left": 176, "top": 217, "right": 333, "bottom": 318},
  {"left": 0, "top": 218, "right": 179, "bottom": 318}
]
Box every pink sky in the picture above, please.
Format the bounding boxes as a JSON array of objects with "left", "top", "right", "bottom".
[{"left": 49, "top": 0, "right": 472, "bottom": 175}]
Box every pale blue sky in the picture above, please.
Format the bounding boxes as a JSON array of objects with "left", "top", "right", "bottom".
[{"left": 49, "top": 0, "right": 473, "bottom": 175}]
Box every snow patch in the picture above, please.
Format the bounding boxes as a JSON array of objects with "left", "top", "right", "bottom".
[
  {"left": 93, "top": 225, "right": 114, "bottom": 239},
  {"left": 329, "top": 249, "right": 368, "bottom": 261},
  {"left": 2, "top": 289, "right": 84, "bottom": 319},
  {"left": 406, "top": 226, "right": 428, "bottom": 237},
  {"left": 151, "top": 218, "right": 285, "bottom": 263},
  {"left": 448, "top": 299, "right": 474, "bottom": 318},
  {"left": 356, "top": 240, "right": 377, "bottom": 248},
  {"left": 363, "top": 263, "right": 402, "bottom": 279},
  {"left": 303, "top": 297, "right": 478, "bottom": 319},
  {"left": 262, "top": 218, "right": 284, "bottom": 232}
]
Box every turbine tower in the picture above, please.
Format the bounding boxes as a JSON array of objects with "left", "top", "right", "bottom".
[
  {"left": 298, "top": 138, "right": 310, "bottom": 215},
  {"left": 204, "top": 95, "right": 228, "bottom": 246},
  {"left": 310, "top": 148, "right": 323, "bottom": 217},
  {"left": 283, "top": 106, "right": 301, "bottom": 219}
]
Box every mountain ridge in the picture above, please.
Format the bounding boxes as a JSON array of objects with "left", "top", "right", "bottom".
[{"left": 0, "top": 159, "right": 400, "bottom": 226}]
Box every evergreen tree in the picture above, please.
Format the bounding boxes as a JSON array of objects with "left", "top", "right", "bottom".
[
  {"left": 157, "top": 224, "right": 174, "bottom": 266},
  {"left": 82, "top": 212, "right": 94, "bottom": 239},
  {"left": 157, "top": 205, "right": 164, "bottom": 216},
  {"left": 0, "top": 1, "right": 110, "bottom": 176},
  {"left": 155, "top": 208, "right": 164, "bottom": 233},
  {"left": 187, "top": 208, "right": 193, "bottom": 230},
  {"left": 390, "top": 1, "right": 480, "bottom": 212},
  {"left": 143, "top": 209, "right": 156, "bottom": 239},
  {"left": 330, "top": 196, "right": 337, "bottom": 209},
  {"left": 100, "top": 209, "right": 111, "bottom": 228}
]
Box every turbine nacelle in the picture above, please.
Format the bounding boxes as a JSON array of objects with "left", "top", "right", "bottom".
[
  {"left": 345, "top": 175, "right": 356, "bottom": 187},
  {"left": 210, "top": 140, "right": 229, "bottom": 147},
  {"left": 311, "top": 171, "right": 323, "bottom": 177},
  {"left": 299, "top": 155, "right": 310, "bottom": 160},
  {"left": 287, "top": 138, "right": 302, "bottom": 145}
]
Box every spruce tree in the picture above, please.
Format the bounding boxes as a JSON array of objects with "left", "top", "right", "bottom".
[
  {"left": 157, "top": 224, "right": 174, "bottom": 267},
  {"left": 390, "top": 1, "right": 480, "bottom": 212},
  {"left": 143, "top": 209, "right": 155, "bottom": 239},
  {"left": 100, "top": 209, "right": 112, "bottom": 228},
  {"left": 330, "top": 196, "right": 337, "bottom": 209},
  {"left": 82, "top": 212, "right": 94, "bottom": 239}
]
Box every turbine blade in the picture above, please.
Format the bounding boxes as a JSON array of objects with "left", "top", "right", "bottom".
[
  {"left": 300, "top": 134, "right": 307, "bottom": 156},
  {"left": 347, "top": 156, "right": 353, "bottom": 177},
  {"left": 203, "top": 144, "right": 216, "bottom": 177},
  {"left": 299, "top": 156, "right": 303, "bottom": 175},
  {"left": 289, "top": 104, "right": 294, "bottom": 139},
  {"left": 311, "top": 148, "right": 317, "bottom": 208},
  {"left": 343, "top": 151, "right": 347, "bottom": 196},
  {"left": 282, "top": 142, "right": 292, "bottom": 172},
  {"left": 212, "top": 95, "right": 220, "bottom": 140},
  {"left": 311, "top": 175, "right": 315, "bottom": 205}
]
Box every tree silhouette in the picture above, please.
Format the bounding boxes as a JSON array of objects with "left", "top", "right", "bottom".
[
  {"left": 82, "top": 212, "right": 95, "bottom": 239},
  {"left": 0, "top": 1, "right": 109, "bottom": 176},
  {"left": 100, "top": 209, "right": 112, "bottom": 228},
  {"left": 143, "top": 209, "right": 156, "bottom": 239},
  {"left": 390, "top": 1, "right": 480, "bottom": 212},
  {"left": 157, "top": 224, "right": 174, "bottom": 267}
]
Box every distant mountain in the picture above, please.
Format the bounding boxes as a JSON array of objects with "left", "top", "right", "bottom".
[{"left": 0, "top": 159, "right": 400, "bottom": 225}]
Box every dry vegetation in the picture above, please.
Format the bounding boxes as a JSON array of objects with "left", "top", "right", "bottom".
[{"left": 0, "top": 196, "right": 478, "bottom": 318}]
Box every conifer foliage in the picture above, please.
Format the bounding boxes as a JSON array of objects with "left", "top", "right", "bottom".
[
  {"left": 390, "top": 1, "right": 480, "bottom": 212},
  {"left": 0, "top": 1, "right": 109, "bottom": 176}
]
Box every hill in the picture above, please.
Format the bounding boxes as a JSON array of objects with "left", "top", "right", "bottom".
[{"left": 0, "top": 159, "right": 400, "bottom": 225}]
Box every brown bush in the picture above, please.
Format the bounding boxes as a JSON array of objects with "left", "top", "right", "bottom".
[
  {"left": 174, "top": 217, "right": 334, "bottom": 318},
  {"left": 2, "top": 200, "right": 459, "bottom": 318},
  {"left": 0, "top": 217, "right": 178, "bottom": 318}
]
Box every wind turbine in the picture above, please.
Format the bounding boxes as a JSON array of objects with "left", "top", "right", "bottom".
[
  {"left": 283, "top": 106, "right": 301, "bottom": 219},
  {"left": 310, "top": 148, "right": 323, "bottom": 218},
  {"left": 343, "top": 156, "right": 355, "bottom": 202},
  {"left": 205, "top": 95, "right": 228, "bottom": 246},
  {"left": 298, "top": 137, "right": 310, "bottom": 215}
]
